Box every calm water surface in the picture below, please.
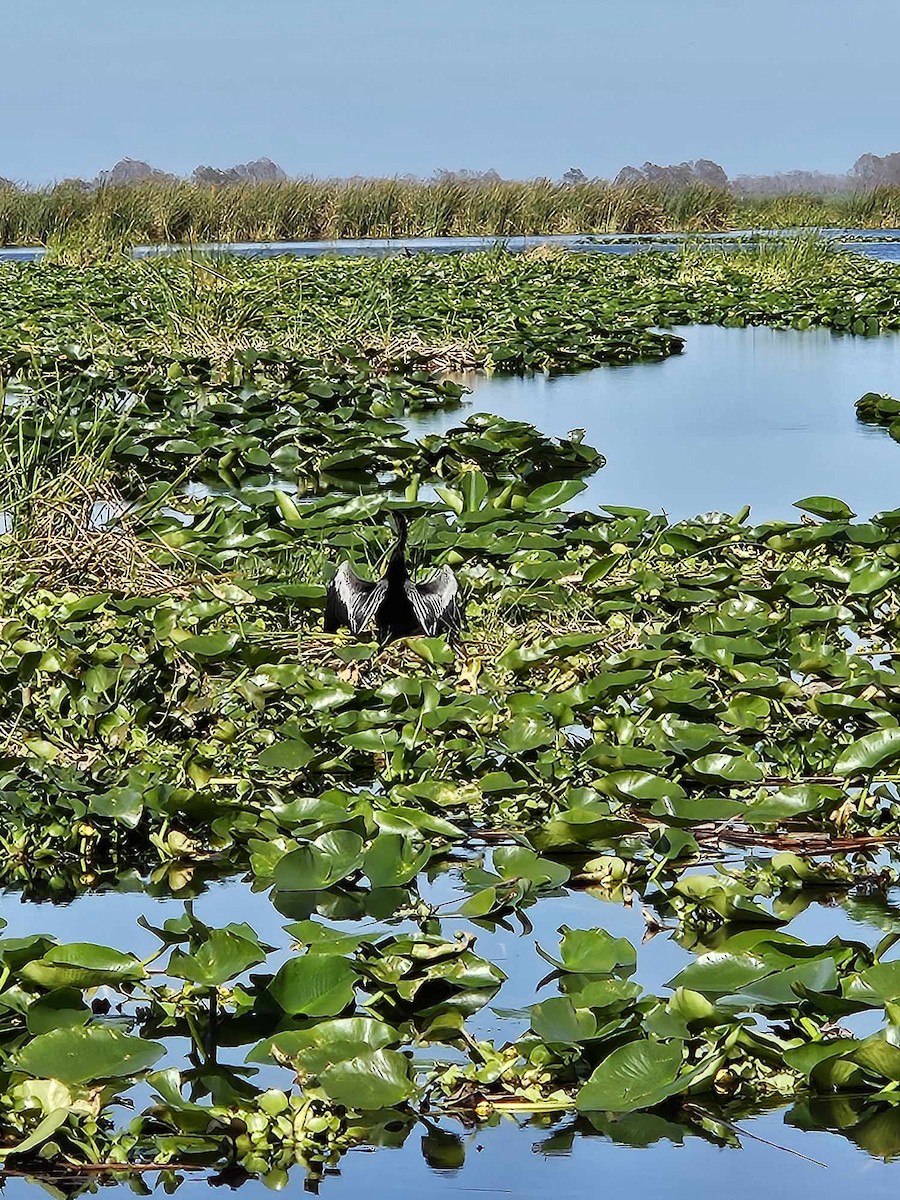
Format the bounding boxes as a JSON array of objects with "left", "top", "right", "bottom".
[
  {"left": 4, "top": 867, "right": 900, "bottom": 1198},
  {"left": 408, "top": 324, "right": 900, "bottom": 522},
  {"left": 4, "top": 228, "right": 900, "bottom": 261}
]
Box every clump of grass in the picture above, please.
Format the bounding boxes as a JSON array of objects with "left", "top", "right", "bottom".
[
  {"left": 0, "top": 383, "right": 184, "bottom": 594},
  {"left": 6, "top": 472, "right": 185, "bottom": 594},
  {"left": 675, "top": 232, "right": 838, "bottom": 288}
]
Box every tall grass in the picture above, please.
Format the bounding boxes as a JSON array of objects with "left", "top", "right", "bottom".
[
  {"left": 7, "top": 179, "right": 900, "bottom": 249},
  {"left": 0, "top": 178, "right": 735, "bottom": 247},
  {"left": 674, "top": 233, "right": 839, "bottom": 289}
]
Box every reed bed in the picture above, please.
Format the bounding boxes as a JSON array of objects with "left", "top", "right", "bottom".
[
  {"left": 5, "top": 178, "right": 900, "bottom": 251},
  {"left": 0, "top": 178, "right": 731, "bottom": 247}
]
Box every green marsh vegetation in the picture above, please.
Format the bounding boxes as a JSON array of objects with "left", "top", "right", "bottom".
[
  {"left": 9, "top": 176, "right": 900, "bottom": 252},
  {"left": 3, "top": 245, "right": 900, "bottom": 1185}
]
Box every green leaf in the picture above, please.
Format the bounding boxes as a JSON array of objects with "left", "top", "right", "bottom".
[
  {"left": 850, "top": 961, "right": 900, "bottom": 1004},
  {"left": 537, "top": 927, "right": 636, "bottom": 975},
  {"left": 363, "top": 834, "right": 431, "bottom": 888},
  {"left": 576, "top": 1041, "right": 684, "bottom": 1112},
  {"left": 793, "top": 496, "right": 856, "bottom": 520},
  {"left": 526, "top": 480, "right": 586, "bottom": 510},
  {"left": 598, "top": 771, "right": 685, "bottom": 803},
  {"left": 319, "top": 1048, "right": 416, "bottom": 1109},
  {"left": 499, "top": 714, "right": 555, "bottom": 753},
  {"left": 531, "top": 996, "right": 598, "bottom": 1044},
  {"left": 668, "top": 950, "right": 773, "bottom": 995},
  {"left": 15, "top": 1026, "right": 164, "bottom": 1084},
  {"left": 268, "top": 955, "right": 356, "bottom": 1016},
  {"left": 690, "top": 753, "right": 763, "bottom": 783},
  {"left": 176, "top": 632, "right": 239, "bottom": 659},
  {"left": 0, "top": 1107, "right": 70, "bottom": 1159},
  {"left": 746, "top": 784, "right": 843, "bottom": 823},
  {"left": 259, "top": 739, "right": 315, "bottom": 770},
  {"left": 274, "top": 831, "right": 365, "bottom": 891},
  {"left": 834, "top": 729, "right": 900, "bottom": 776},
  {"left": 491, "top": 846, "right": 569, "bottom": 888},
  {"left": 847, "top": 563, "right": 898, "bottom": 596},
  {"left": 26, "top": 989, "right": 90, "bottom": 1036},
  {"left": 168, "top": 928, "right": 267, "bottom": 986},
  {"left": 247, "top": 1017, "right": 398, "bottom": 1067},
  {"left": 21, "top": 944, "right": 146, "bottom": 990}
]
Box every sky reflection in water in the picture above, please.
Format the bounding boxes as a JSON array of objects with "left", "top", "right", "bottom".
[{"left": 408, "top": 324, "right": 900, "bottom": 523}]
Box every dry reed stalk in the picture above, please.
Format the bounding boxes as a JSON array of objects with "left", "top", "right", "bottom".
[{"left": 3, "top": 476, "right": 189, "bottom": 596}]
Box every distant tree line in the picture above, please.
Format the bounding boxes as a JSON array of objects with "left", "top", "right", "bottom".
[
  {"left": 6, "top": 157, "right": 289, "bottom": 192},
  {"left": 608, "top": 154, "right": 900, "bottom": 196},
  {"left": 5, "top": 153, "right": 900, "bottom": 195}
]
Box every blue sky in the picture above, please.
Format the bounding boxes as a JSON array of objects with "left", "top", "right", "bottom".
[{"left": 3, "top": 0, "right": 896, "bottom": 183}]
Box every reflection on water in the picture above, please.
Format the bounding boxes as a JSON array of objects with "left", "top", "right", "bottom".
[
  {"left": 5, "top": 862, "right": 900, "bottom": 1197},
  {"left": 407, "top": 325, "right": 900, "bottom": 522},
  {"left": 3, "top": 1099, "right": 900, "bottom": 1200}
]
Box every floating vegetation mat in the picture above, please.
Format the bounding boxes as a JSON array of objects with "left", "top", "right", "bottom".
[{"left": 1, "top": 247, "right": 900, "bottom": 1189}]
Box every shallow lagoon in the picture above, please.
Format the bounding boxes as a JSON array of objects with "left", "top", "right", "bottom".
[{"left": 409, "top": 324, "right": 900, "bottom": 522}]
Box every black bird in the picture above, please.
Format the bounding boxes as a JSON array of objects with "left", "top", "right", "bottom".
[{"left": 324, "top": 512, "right": 459, "bottom": 644}]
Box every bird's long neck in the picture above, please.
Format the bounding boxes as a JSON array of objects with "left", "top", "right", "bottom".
[{"left": 385, "top": 513, "right": 408, "bottom": 580}]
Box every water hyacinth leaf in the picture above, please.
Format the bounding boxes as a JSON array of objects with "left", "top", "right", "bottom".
[
  {"left": 537, "top": 927, "right": 637, "bottom": 975},
  {"left": 499, "top": 715, "right": 555, "bottom": 753},
  {"left": 0, "top": 1107, "right": 71, "bottom": 1160},
  {"left": 89, "top": 785, "right": 145, "bottom": 828},
  {"left": 405, "top": 637, "right": 456, "bottom": 665},
  {"left": 21, "top": 944, "right": 146, "bottom": 990},
  {"left": 491, "top": 846, "right": 569, "bottom": 888},
  {"left": 722, "top": 695, "right": 770, "bottom": 729},
  {"left": 598, "top": 772, "right": 685, "bottom": 803},
  {"left": 852, "top": 1035, "right": 900, "bottom": 1083},
  {"left": 746, "top": 784, "right": 844, "bottom": 824},
  {"left": 668, "top": 951, "right": 773, "bottom": 995},
  {"left": 689, "top": 753, "right": 764, "bottom": 783},
  {"left": 274, "top": 831, "right": 366, "bottom": 891},
  {"left": 576, "top": 1041, "right": 684, "bottom": 1113},
  {"left": 373, "top": 805, "right": 463, "bottom": 839},
  {"left": 847, "top": 563, "right": 899, "bottom": 596},
  {"left": 363, "top": 834, "right": 432, "bottom": 888},
  {"left": 460, "top": 469, "right": 488, "bottom": 512},
  {"left": 175, "top": 632, "right": 240, "bottom": 659},
  {"left": 834, "top": 729, "right": 900, "bottom": 776},
  {"left": 783, "top": 1043, "right": 864, "bottom": 1091},
  {"left": 167, "top": 928, "right": 268, "bottom": 986},
  {"left": 793, "top": 496, "right": 856, "bottom": 520},
  {"left": 247, "top": 1017, "right": 399, "bottom": 1067},
  {"left": 319, "top": 1048, "right": 416, "bottom": 1109},
  {"left": 282, "top": 921, "right": 370, "bottom": 956},
  {"left": 848, "top": 961, "right": 900, "bottom": 1004},
  {"left": 26, "top": 989, "right": 91, "bottom": 1036},
  {"left": 268, "top": 954, "right": 356, "bottom": 1016},
  {"left": 526, "top": 480, "right": 586, "bottom": 509},
  {"left": 15, "top": 1027, "right": 165, "bottom": 1084},
  {"left": 460, "top": 886, "right": 500, "bottom": 917},
  {"left": 531, "top": 996, "right": 598, "bottom": 1044},
  {"left": 434, "top": 485, "right": 464, "bottom": 515},
  {"left": 258, "top": 739, "right": 315, "bottom": 770}
]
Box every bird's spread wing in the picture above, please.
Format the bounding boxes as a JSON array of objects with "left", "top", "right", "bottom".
[
  {"left": 405, "top": 565, "right": 459, "bottom": 636},
  {"left": 325, "top": 562, "right": 387, "bottom": 634}
]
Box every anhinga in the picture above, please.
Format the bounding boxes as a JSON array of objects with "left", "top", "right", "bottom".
[{"left": 324, "top": 512, "right": 459, "bottom": 644}]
